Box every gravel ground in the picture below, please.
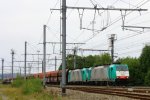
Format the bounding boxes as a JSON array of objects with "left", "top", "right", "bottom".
[{"left": 46, "top": 87, "right": 138, "bottom": 100}]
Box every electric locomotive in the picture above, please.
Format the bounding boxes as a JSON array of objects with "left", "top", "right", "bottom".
[{"left": 68, "top": 64, "right": 129, "bottom": 85}]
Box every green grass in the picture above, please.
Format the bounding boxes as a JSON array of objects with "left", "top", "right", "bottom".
[
  {"left": 11, "top": 75, "right": 24, "bottom": 87},
  {"left": 0, "top": 79, "right": 62, "bottom": 100},
  {"left": 1, "top": 85, "right": 61, "bottom": 100},
  {"left": 0, "top": 96, "right": 2, "bottom": 100},
  {"left": 11, "top": 76, "right": 43, "bottom": 94},
  {"left": 22, "top": 78, "right": 42, "bottom": 94}
]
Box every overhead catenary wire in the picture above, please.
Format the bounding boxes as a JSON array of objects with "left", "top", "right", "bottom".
[
  {"left": 80, "top": 30, "right": 149, "bottom": 57},
  {"left": 92, "top": 29, "right": 150, "bottom": 50},
  {"left": 72, "top": 0, "right": 120, "bottom": 43},
  {"left": 73, "top": 0, "right": 148, "bottom": 48},
  {"left": 125, "top": 11, "right": 150, "bottom": 25},
  {"left": 118, "top": 48, "right": 142, "bottom": 56},
  {"left": 79, "top": 0, "right": 150, "bottom": 44},
  {"left": 66, "top": 0, "right": 80, "bottom": 18},
  {"left": 46, "top": 25, "right": 77, "bottom": 42},
  {"left": 37, "top": 0, "right": 61, "bottom": 45},
  {"left": 96, "top": 23, "right": 150, "bottom": 49},
  {"left": 89, "top": 0, "right": 103, "bottom": 8},
  {"left": 77, "top": 0, "right": 150, "bottom": 49},
  {"left": 116, "top": 43, "right": 143, "bottom": 51},
  {"left": 46, "top": 0, "right": 60, "bottom": 25},
  {"left": 119, "top": 0, "right": 137, "bottom": 8},
  {"left": 68, "top": 0, "right": 125, "bottom": 45},
  {"left": 117, "top": 34, "right": 150, "bottom": 48}
]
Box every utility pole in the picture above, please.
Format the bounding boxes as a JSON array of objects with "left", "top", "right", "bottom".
[
  {"left": 24, "top": 41, "right": 27, "bottom": 80},
  {"left": 42, "top": 61, "right": 44, "bottom": 73},
  {"left": 19, "top": 67, "right": 21, "bottom": 76},
  {"left": 11, "top": 49, "right": 14, "bottom": 81},
  {"left": 55, "top": 56, "right": 57, "bottom": 71},
  {"left": 61, "top": 0, "right": 66, "bottom": 95},
  {"left": 73, "top": 47, "right": 77, "bottom": 69},
  {"left": 1, "top": 59, "right": 4, "bottom": 80},
  {"left": 37, "top": 50, "right": 40, "bottom": 73},
  {"left": 109, "top": 34, "right": 117, "bottom": 64},
  {"left": 60, "top": 0, "right": 62, "bottom": 54},
  {"left": 43, "top": 25, "right": 46, "bottom": 88}
]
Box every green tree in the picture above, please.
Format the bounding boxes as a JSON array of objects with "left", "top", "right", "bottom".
[
  {"left": 140, "top": 45, "right": 150, "bottom": 73},
  {"left": 84, "top": 55, "right": 95, "bottom": 67},
  {"left": 59, "top": 53, "right": 111, "bottom": 69},
  {"left": 140, "top": 45, "right": 150, "bottom": 85},
  {"left": 66, "top": 54, "right": 74, "bottom": 69},
  {"left": 99, "top": 53, "right": 111, "bottom": 65},
  {"left": 94, "top": 53, "right": 111, "bottom": 66},
  {"left": 145, "top": 70, "right": 150, "bottom": 86}
]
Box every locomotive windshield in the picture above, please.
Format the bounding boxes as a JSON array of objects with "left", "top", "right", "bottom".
[{"left": 116, "top": 65, "right": 128, "bottom": 71}]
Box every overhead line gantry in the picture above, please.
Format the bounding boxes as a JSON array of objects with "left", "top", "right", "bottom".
[
  {"left": 51, "top": 6, "right": 147, "bottom": 11},
  {"left": 123, "top": 25, "right": 150, "bottom": 29},
  {"left": 51, "top": 6, "right": 148, "bottom": 31}
]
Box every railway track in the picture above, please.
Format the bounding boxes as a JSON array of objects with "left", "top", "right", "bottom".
[
  {"left": 67, "top": 87, "right": 150, "bottom": 100},
  {"left": 47, "top": 85, "right": 150, "bottom": 99}
]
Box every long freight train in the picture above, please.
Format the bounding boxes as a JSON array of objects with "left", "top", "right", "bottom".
[{"left": 33, "top": 64, "right": 129, "bottom": 85}]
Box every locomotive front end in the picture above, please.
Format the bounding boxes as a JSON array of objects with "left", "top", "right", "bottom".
[{"left": 116, "top": 65, "right": 129, "bottom": 80}]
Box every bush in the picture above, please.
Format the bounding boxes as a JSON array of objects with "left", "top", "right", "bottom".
[
  {"left": 22, "top": 78, "right": 42, "bottom": 94},
  {"left": 12, "top": 75, "right": 24, "bottom": 87}
]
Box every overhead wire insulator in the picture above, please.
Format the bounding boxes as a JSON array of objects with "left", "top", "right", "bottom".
[
  {"left": 92, "top": 5, "right": 97, "bottom": 35},
  {"left": 121, "top": 10, "right": 127, "bottom": 30},
  {"left": 78, "top": 9, "right": 84, "bottom": 30}
]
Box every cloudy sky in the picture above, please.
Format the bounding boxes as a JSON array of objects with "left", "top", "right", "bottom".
[{"left": 0, "top": 0, "right": 150, "bottom": 74}]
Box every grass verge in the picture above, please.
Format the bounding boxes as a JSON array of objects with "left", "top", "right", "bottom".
[
  {"left": 0, "top": 76, "right": 62, "bottom": 100},
  {"left": 22, "top": 78, "right": 42, "bottom": 94},
  {"left": 12, "top": 76, "right": 42, "bottom": 94}
]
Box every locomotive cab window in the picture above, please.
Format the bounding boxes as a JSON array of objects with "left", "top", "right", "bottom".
[{"left": 116, "top": 65, "right": 128, "bottom": 71}]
